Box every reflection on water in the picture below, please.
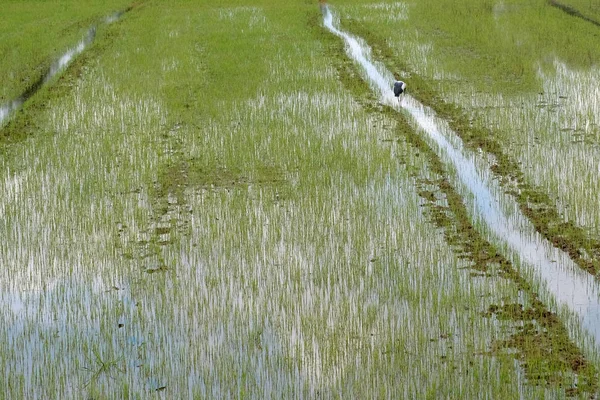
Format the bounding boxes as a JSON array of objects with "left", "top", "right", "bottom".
[
  {"left": 320, "top": 0, "right": 327, "bottom": 15},
  {"left": 0, "top": 27, "right": 95, "bottom": 127},
  {"left": 48, "top": 28, "right": 96, "bottom": 84},
  {"left": 0, "top": 99, "right": 23, "bottom": 125},
  {"left": 322, "top": 4, "right": 600, "bottom": 346}
]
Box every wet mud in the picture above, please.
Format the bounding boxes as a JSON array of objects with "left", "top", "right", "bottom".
[
  {"left": 119, "top": 121, "right": 289, "bottom": 274},
  {"left": 411, "top": 115, "right": 598, "bottom": 395},
  {"left": 485, "top": 302, "right": 597, "bottom": 394}
]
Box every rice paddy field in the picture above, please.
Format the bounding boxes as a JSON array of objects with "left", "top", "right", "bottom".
[
  {"left": 0, "top": 0, "right": 135, "bottom": 103},
  {"left": 1, "top": 0, "right": 599, "bottom": 398}
]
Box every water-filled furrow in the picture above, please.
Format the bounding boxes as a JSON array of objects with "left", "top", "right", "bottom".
[
  {"left": 0, "top": 11, "right": 125, "bottom": 126},
  {"left": 322, "top": 5, "right": 600, "bottom": 346}
]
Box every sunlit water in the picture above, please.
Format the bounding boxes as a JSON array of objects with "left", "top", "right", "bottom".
[
  {"left": 323, "top": 5, "right": 600, "bottom": 346},
  {"left": 0, "top": 99, "right": 23, "bottom": 125}
]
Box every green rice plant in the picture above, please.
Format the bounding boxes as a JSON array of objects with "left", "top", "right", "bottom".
[
  {"left": 0, "top": 0, "right": 134, "bottom": 102},
  {"left": 548, "top": 0, "right": 600, "bottom": 26},
  {"left": 0, "top": 0, "right": 598, "bottom": 398}
]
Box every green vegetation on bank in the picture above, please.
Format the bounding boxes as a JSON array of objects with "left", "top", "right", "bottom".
[
  {"left": 337, "top": 0, "right": 600, "bottom": 94},
  {"left": 0, "top": 0, "right": 134, "bottom": 102},
  {"left": 398, "top": 103, "right": 598, "bottom": 396},
  {"left": 344, "top": 18, "right": 600, "bottom": 275},
  {"left": 321, "top": 9, "right": 598, "bottom": 391},
  {"left": 549, "top": 0, "right": 600, "bottom": 26}
]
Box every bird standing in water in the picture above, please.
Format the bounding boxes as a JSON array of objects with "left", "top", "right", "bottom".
[{"left": 393, "top": 80, "right": 406, "bottom": 103}]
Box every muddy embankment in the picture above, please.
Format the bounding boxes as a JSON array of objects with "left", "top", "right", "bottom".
[{"left": 315, "top": 5, "right": 599, "bottom": 395}]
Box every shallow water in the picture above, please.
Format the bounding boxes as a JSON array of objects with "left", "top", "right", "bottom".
[
  {"left": 0, "top": 99, "right": 23, "bottom": 125},
  {"left": 0, "top": 3, "right": 592, "bottom": 395},
  {"left": 450, "top": 60, "right": 600, "bottom": 233},
  {"left": 323, "top": 5, "right": 600, "bottom": 347}
]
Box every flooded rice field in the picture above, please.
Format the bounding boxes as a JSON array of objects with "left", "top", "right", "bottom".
[
  {"left": 324, "top": 2, "right": 600, "bottom": 346},
  {"left": 1, "top": 0, "right": 600, "bottom": 398}
]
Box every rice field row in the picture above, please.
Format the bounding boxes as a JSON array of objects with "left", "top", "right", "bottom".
[
  {"left": 322, "top": 4, "right": 600, "bottom": 396},
  {"left": 1, "top": 0, "right": 599, "bottom": 398}
]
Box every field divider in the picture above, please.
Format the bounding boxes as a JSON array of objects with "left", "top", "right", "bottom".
[
  {"left": 548, "top": 0, "right": 600, "bottom": 28},
  {"left": 387, "top": 103, "right": 598, "bottom": 394}
]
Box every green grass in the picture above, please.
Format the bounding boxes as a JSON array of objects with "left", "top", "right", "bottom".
[
  {"left": 338, "top": 0, "right": 600, "bottom": 93},
  {"left": 0, "top": 0, "right": 599, "bottom": 398},
  {"left": 549, "top": 0, "right": 600, "bottom": 26},
  {"left": 0, "top": 0, "right": 134, "bottom": 102}
]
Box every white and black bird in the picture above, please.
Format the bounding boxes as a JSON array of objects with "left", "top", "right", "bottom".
[{"left": 393, "top": 80, "right": 406, "bottom": 102}]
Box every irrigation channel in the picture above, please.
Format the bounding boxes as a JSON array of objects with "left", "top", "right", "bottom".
[
  {"left": 322, "top": 5, "right": 600, "bottom": 348},
  {"left": 0, "top": 10, "right": 127, "bottom": 126}
]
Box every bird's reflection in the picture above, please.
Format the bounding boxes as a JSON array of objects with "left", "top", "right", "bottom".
[{"left": 319, "top": 0, "right": 327, "bottom": 14}]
